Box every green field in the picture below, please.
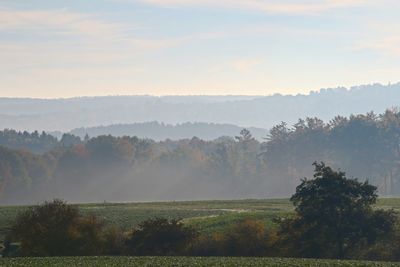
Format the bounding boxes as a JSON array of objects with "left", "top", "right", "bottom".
[
  {"left": 1, "top": 256, "right": 399, "bottom": 267},
  {"left": 1, "top": 198, "right": 400, "bottom": 241},
  {"left": 0, "top": 199, "right": 292, "bottom": 240},
  {"left": 1, "top": 199, "right": 400, "bottom": 266}
]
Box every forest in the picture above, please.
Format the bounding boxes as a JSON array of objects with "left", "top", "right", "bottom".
[{"left": 0, "top": 108, "right": 399, "bottom": 204}]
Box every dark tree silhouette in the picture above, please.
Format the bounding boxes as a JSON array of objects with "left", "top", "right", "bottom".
[
  {"left": 280, "top": 162, "right": 396, "bottom": 259},
  {"left": 11, "top": 199, "right": 105, "bottom": 256},
  {"left": 126, "top": 218, "right": 198, "bottom": 256}
]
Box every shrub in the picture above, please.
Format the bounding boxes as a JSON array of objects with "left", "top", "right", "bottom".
[
  {"left": 190, "top": 219, "right": 276, "bottom": 257},
  {"left": 70, "top": 215, "right": 106, "bottom": 256},
  {"left": 11, "top": 199, "right": 105, "bottom": 256},
  {"left": 190, "top": 233, "right": 222, "bottom": 256},
  {"left": 102, "top": 226, "right": 126, "bottom": 255},
  {"left": 221, "top": 219, "right": 274, "bottom": 256},
  {"left": 126, "top": 218, "right": 198, "bottom": 256}
]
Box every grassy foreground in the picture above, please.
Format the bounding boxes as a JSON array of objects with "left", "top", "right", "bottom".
[{"left": 1, "top": 256, "right": 399, "bottom": 267}]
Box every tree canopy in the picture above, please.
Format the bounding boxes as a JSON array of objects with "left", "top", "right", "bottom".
[
  {"left": 280, "top": 162, "right": 396, "bottom": 259},
  {"left": 1, "top": 109, "right": 400, "bottom": 203},
  {"left": 11, "top": 199, "right": 105, "bottom": 256}
]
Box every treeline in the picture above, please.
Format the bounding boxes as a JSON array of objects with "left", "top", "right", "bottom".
[
  {"left": 265, "top": 109, "right": 400, "bottom": 195},
  {"left": 0, "top": 130, "right": 58, "bottom": 154},
  {"left": 2, "top": 164, "right": 399, "bottom": 261},
  {"left": 1, "top": 109, "right": 400, "bottom": 203},
  {"left": 0, "top": 129, "right": 83, "bottom": 154}
]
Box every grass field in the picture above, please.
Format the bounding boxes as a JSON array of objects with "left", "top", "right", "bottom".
[
  {"left": 1, "top": 198, "right": 399, "bottom": 241},
  {"left": 1, "top": 199, "right": 400, "bottom": 266},
  {"left": 0, "top": 199, "right": 292, "bottom": 240},
  {"left": 1, "top": 256, "right": 400, "bottom": 267}
]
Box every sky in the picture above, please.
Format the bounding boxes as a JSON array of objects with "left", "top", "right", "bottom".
[{"left": 1, "top": 0, "right": 400, "bottom": 98}]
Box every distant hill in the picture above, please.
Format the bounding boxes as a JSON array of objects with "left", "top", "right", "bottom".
[
  {"left": 69, "top": 122, "right": 267, "bottom": 141},
  {"left": 1, "top": 83, "right": 399, "bottom": 132}
]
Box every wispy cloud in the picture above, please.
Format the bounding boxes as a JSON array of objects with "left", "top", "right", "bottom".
[
  {"left": 0, "top": 7, "right": 123, "bottom": 39},
  {"left": 0, "top": 3, "right": 352, "bottom": 56},
  {"left": 139, "top": 0, "right": 371, "bottom": 15},
  {"left": 1, "top": 1, "right": 398, "bottom": 98},
  {"left": 0, "top": 6, "right": 225, "bottom": 52},
  {"left": 0, "top": 6, "right": 186, "bottom": 69}
]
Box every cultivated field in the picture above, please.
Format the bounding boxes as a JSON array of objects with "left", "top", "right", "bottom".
[{"left": 1, "top": 256, "right": 400, "bottom": 267}]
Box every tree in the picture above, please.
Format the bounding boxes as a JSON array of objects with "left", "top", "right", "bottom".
[
  {"left": 60, "top": 133, "right": 82, "bottom": 147},
  {"left": 279, "top": 162, "right": 396, "bottom": 259},
  {"left": 235, "top": 128, "right": 254, "bottom": 143}
]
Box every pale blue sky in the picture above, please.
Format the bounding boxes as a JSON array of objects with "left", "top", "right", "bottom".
[{"left": 1, "top": 0, "right": 399, "bottom": 98}]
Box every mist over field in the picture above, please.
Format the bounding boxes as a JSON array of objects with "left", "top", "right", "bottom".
[{"left": 1, "top": 88, "right": 400, "bottom": 204}]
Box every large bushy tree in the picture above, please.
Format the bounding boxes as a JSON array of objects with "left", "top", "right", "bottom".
[
  {"left": 279, "top": 162, "right": 396, "bottom": 259},
  {"left": 11, "top": 199, "right": 105, "bottom": 256}
]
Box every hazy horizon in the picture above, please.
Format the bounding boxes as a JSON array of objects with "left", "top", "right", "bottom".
[
  {"left": 0, "top": 82, "right": 397, "bottom": 99},
  {"left": 0, "top": 83, "right": 399, "bottom": 133}
]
